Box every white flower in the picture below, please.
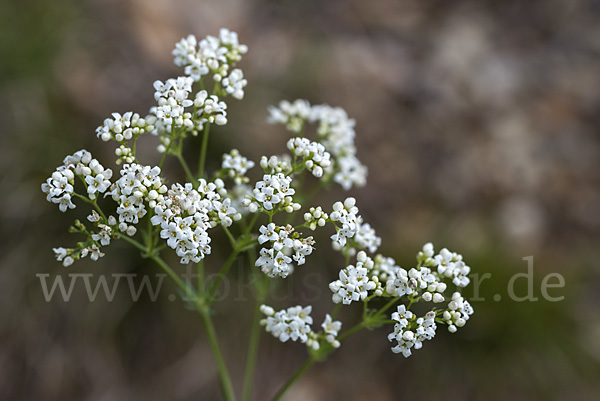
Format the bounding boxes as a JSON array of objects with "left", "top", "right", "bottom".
[
  {"left": 261, "top": 304, "right": 315, "bottom": 346},
  {"left": 321, "top": 314, "right": 342, "bottom": 337},
  {"left": 353, "top": 219, "right": 381, "bottom": 253},
  {"left": 221, "top": 68, "right": 247, "bottom": 99},
  {"left": 268, "top": 100, "right": 368, "bottom": 189},
  {"left": 388, "top": 308, "right": 437, "bottom": 357},
  {"left": 244, "top": 173, "right": 298, "bottom": 213},
  {"left": 258, "top": 223, "right": 278, "bottom": 244},
  {"left": 334, "top": 154, "right": 367, "bottom": 190},
  {"left": 286, "top": 137, "right": 331, "bottom": 178},
  {"left": 304, "top": 206, "right": 328, "bottom": 230},
  {"left": 255, "top": 247, "right": 293, "bottom": 278},
  {"left": 330, "top": 197, "right": 360, "bottom": 247},
  {"left": 194, "top": 91, "right": 228, "bottom": 125},
  {"left": 222, "top": 149, "right": 254, "bottom": 184},
  {"left": 43, "top": 150, "right": 113, "bottom": 211},
  {"left": 329, "top": 262, "right": 376, "bottom": 304},
  {"left": 391, "top": 305, "right": 414, "bottom": 329},
  {"left": 443, "top": 292, "right": 474, "bottom": 332},
  {"left": 433, "top": 248, "right": 471, "bottom": 287}
]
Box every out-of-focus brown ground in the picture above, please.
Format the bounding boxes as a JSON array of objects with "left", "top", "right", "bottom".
[{"left": 2, "top": 0, "right": 600, "bottom": 400}]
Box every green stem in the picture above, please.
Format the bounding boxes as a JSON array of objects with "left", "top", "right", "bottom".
[
  {"left": 72, "top": 193, "right": 107, "bottom": 220},
  {"left": 119, "top": 233, "right": 234, "bottom": 400},
  {"left": 119, "top": 233, "right": 195, "bottom": 300},
  {"left": 242, "top": 275, "right": 270, "bottom": 401},
  {"left": 176, "top": 151, "right": 196, "bottom": 183},
  {"left": 243, "top": 213, "right": 260, "bottom": 237},
  {"left": 117, "top": 233, "right": 146, "bottom": 253},
  {"left": 208, "top": 250, "right": 240, "bottom": 299},
  {"left": 222, "top": 225, "right": 237, "bottom": 249},
  {"left": 197, "top": 122, "right": 211, "bottom": 177},
  {"left": 338, "top": 296, "right": 402, "bottom": 342},
  {"left": 371, "top": 296, "right": 402, "bottom": 320},
  {"left": 146, "top": 210, "right": 154, "bottom": 250},
  {"left": 331, "top": 303, "right": 342, "bottom": 320},
  {"left": 199, "top": 307, "right": 238, "bottom": 401},
  {"left": 159, "top": 140, "right": 173, "bottom": 169},
  {"left": 338, "top": 321, "right": 365, "bottom": 342},
  {"left": 270, "top": 357, "right": 315, "bottom": 401},
  {"left": 150, "top": 253, "right": 196, "bottom": 300},
  {"left": 197, "top": 259, "right": 205, "bottom": 295}
]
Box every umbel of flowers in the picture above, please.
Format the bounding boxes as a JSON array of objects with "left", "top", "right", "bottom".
[{"left": 41, "top": 28, "right": 475, "bottom": 401}]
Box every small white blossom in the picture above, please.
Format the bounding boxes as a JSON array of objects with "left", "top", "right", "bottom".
[
  {"left": 221, "top": 68, "right": 247, "bottom": 99},
  {"left": 222, "top": 149, "right": 254, "bottom": 184},
  {"left": 243, "top": 173, "right": 298, "bottom": 213},
  {"left": 260, "top": 304, "right": 315, "bottom": 344},
  {"left": 286, "top": 137, "right": 331, "bottom": 178},
  {"left": 330, "top": 197, "right": 360, "bottom": 247},
  {"left": 329, "top": 261, "right": 376, "bottom": 304}
]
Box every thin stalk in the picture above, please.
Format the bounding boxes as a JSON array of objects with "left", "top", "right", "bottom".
[
  {"left": 120, "top": 233, "right": 195, "bottom": 300},
  {"left": 337, "top": 321, "right": 365, "bottom": 341},
  {"left": 270, "top": 357, "right": 315, "bottom": 401},
  {"left": 199, "top": 307, "right": 237, "bottom": 401},
  {"left": 242, "top": 275, "right": 270, "bottom": 401},
  {"left": 331, "top": 303, "right": 342, "bottom": 320},
  {"left": 243, "top": 212, "right": 260, "bottom": 237},
  {"left": 150, "top": 253, "right": 196, "bottom": 300},
  {"left": 197, "top": 122, "right": 211, "bottom": 177},
  {"left": 159, "top": 140, "right": 173, "bottom": 169},
  {"left": 208, "top": 250, "right": 240, "bottom": 299},
  {"left": 176, "top": 152, "right": 196, "bottom": 183},
  {"left": 197, "top": 259, "right": 204, "bottom": 295},
  {"left": 371, "top": 296, "right": 401, "bottom": 320},
  {"left": 338, "top": 296, "right": 402, "bottom": 342},
  {"left": 222, "top": 225, "right": 237, "bottom": 249}
]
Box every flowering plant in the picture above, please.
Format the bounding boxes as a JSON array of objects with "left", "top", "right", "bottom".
[{"left": 42, "top": 29, "right": 474, "bottom": 401}]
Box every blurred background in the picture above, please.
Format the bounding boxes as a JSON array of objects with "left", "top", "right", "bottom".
[{"left": 2, "top": 0, "right": 600, "bottom": 400}]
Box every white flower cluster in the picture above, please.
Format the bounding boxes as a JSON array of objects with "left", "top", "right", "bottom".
[
  {"left": 151, "top": 76, "right": 195, "bottom": 137},
  {"left": 268, "top": 100, "right": 367, "bottom": 190},
  {"left": 107, "top": 163, "right": 166, "bottom": 226},
  {"left": 260, "top": 305, "right": 341, "bottom": 350},
  {"left": 333, "top": 154, "right": 368, "bottom": 191},
  {"left": 51, "top": 211, "right": 120, "bottom": 267},
  {"left": 442, "top": 292, "right": 474, "bottom": 333},
  {"left": 255, "top": 223, "right": 314, "bottom": 278},
  {"left": 96, "top": 112, "right": 152, "bottom": 143},
  {"left": 221, "top": 68, "right": 247, "bottom": 100},
  {"left": 260, "top": 304, "right": 313, "bottom": 344},
  {"left": 286, "top": 137, "right": 331, "bottom": 178},
  {"left": 385, "top": 264, "right": 447, "bottom": 302},
  {"left": 151, "top": 179, "right": 241, "bottom": 264},
  {"left": 193, "top": 90, "right": 228, "bottom": 127},
  {"left": 303, "top": 206, "right": 329, "bottom": 230},
  {"left": 328, "top": 243, "right": 474, "bottom": 356},
  {"left": 53, "top": 244, "right": 106, "bottom": 267},
  {"left": 52, "top": 243, "right": 106, "bottom": 268},
  {"left": 115, "top": 145, "right": 134, "bottom": 164},
  {"left": 172, "top": 29, "right": 248, "bottom": 98},
  {"left": 387, "top": 306, "right": 437, "bottom": 358},
  {"left": 221, "top": 149, "right": 255, "bottom": 184},
  {"left": 353, "top": 219, "right": 381, "bottom": 254},
  {"left": 267, "top": 99, "right": 311, "bottom": 133},
  {"left": 432, "top": 247, "right": 472, "bottom": 287},
  {"left": 259, "top": 155, "right": 293, "bottom": 175},
  {"left": 42, "top": 150, "right": 113, "bottom": 211},
  {"left": 313, "top": 104, "right": 366, "bottom": 189},
  {"left": 242, "top": 173, "right": 300, "bottom": 213},
  {"left": 329, "top": 252, "right": 377, "bottom": 304},
  {"left": 329, "top": 197, "right": 360, "bottom": 247}
]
